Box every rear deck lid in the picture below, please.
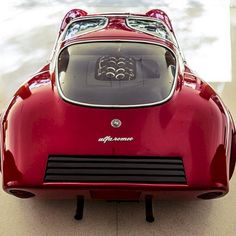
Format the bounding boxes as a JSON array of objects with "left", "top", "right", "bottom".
[{"left": 57, "top": 41, "right": 177, "bottom": 107}]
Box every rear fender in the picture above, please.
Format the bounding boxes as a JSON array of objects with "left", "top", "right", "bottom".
[
  {"left": 230, "top": 132, "right": 236, "bottom": 179},
  {"left": 229, "top": 110, "right": 236, "bottom": 179}
]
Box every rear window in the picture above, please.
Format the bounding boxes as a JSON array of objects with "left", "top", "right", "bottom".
[{"left": 57, "top": 42, "right": 177, "bottom": 107}]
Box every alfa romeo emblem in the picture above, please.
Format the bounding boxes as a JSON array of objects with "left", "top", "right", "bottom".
[{"left": 111, "top": 119, "right": 122, "bottom": 128}]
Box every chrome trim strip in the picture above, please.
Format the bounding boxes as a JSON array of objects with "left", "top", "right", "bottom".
[
  {"left": 125, "top": 16, "right": 178, "bottom": 47},
  {"left": 55, "top": 39, "right": 179, "bottom": 108}
]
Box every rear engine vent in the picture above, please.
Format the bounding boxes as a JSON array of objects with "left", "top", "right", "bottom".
[{"left": 44, "top": 155, "right": 186, "bottom": 184}]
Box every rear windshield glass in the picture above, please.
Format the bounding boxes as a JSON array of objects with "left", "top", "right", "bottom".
[{"left": 57, "top": 42, "right": 177, "bottom": 106}]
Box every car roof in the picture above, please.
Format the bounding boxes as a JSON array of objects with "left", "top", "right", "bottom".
[{"left": 59, "top": 14, "right": 177, "bottom": 51}]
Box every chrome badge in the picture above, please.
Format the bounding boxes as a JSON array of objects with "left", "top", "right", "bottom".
[
  {"left": 98, "top": 136, "right": 134, "bottom": 143},
  {"left": 111, "top": 119, "right": 122, "bottom": 128}
]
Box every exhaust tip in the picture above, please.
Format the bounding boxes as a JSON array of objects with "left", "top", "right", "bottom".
[
  {"left": 9, "top": 190, "right": 35, "bottom": 198},
  {"left": 197, "top": 191, "right": 224, "bottom": 200}
]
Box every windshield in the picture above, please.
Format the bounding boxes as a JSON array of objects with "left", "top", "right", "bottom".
[{"left": 57, "top": 42, "right": 177, "bottom": 107}]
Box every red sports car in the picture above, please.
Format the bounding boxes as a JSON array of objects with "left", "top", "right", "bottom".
[{"left": 1, "top": 9, "right": 236, "bottom": 222}]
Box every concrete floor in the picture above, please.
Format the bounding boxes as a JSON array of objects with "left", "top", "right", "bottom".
[{"left": 1, "top": 1, "right": 236, "bottom": 235}]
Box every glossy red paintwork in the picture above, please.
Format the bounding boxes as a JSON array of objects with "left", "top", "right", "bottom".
[{"left": 1, "top": 9, "right": 235, "bottom": 200}]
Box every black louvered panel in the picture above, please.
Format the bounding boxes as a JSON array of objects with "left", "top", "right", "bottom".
[{"left": 44, "top": 155, "right": 187, "bottom": 184}]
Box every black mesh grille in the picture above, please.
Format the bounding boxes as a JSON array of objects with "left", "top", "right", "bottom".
[{"left": 44, "top": 155, "right": 187, "bottom": 184}]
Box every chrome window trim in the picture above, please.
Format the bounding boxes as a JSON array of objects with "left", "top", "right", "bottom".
[
  {"left": 55, "top": 40, "right": 179, "bottom": 108},
  {"left": 125, "top": 16, "right": 178, "bottom": 47}
]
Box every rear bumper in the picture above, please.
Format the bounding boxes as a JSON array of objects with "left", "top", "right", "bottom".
[
  {"left": 2, "top": 151, "right": 230, "bottom": 200},
  {"left": 4, "top": 182, "right": 228, "bottom": 200}
]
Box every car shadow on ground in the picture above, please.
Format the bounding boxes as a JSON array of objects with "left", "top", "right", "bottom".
[{"left": 14, "top": 197, "right": 213, "bottom": 235}]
